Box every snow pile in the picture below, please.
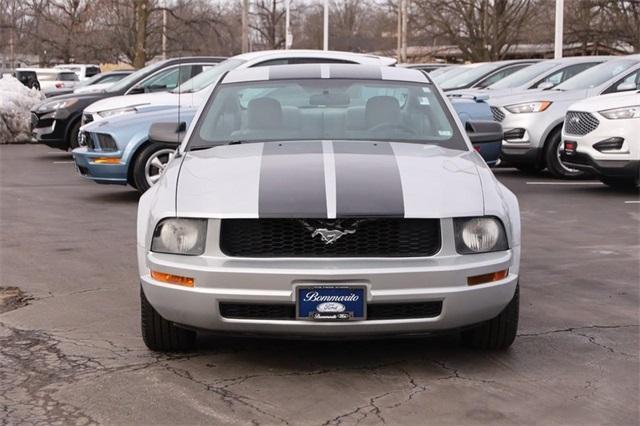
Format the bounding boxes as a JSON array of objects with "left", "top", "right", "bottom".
[{"left": 0, "top": 76, "right": 45, "bottom": 143}]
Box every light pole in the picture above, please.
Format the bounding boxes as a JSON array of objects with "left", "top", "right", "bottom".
[
  {"left": 162, "top": 4, "right": 167, "bottom": 60},
  {"left": 285, "top": 0, "right": 292, "bottom": 49},
  {"left": 323, "top": 0, "right": 329, "bottom": 51},
  {"left": 554, "top": 0, "right": 564, "bottom": 59},
  {"left": 242, "top": 0, "right": 249, "bottom": 53}
]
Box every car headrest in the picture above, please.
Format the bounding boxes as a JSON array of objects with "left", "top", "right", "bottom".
[
  {"left": 247, "top": 97, "right": 282, "bottom": 129},
  {"left": 365, "top": 96, "right": 400, "bottom": 128}
]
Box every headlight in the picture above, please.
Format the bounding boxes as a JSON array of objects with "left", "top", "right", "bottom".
[
  {"left": 151, "top": 218, "right": 207, "bottom": 255},
  {"left": 97, "top": 107, "right": 139, "bottom": 118},
  {"left": 504, "top": 101, "right": 552, "bottom": 114},
  {"left": 38, "top": 98, "right": 78, "bottom": 111},
  {"left": 599, "top": 105, "right": 640, "bottom": 120},
  {"left": 454, "top": 217, "right": 509, "bottom": 254}
]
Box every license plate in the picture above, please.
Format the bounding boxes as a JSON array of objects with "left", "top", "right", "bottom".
[{"left": 297, "top": 286, "right": 366, "bottom": 321}]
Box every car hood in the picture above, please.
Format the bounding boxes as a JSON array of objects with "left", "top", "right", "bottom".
[
  {"left": 568, "top": 90, "right": 640, "bottom": 112},
  {"left": 84, "top": 91, "right": 183, "bottom": 114},
  {"left": 33, "top": 91, "right": 110, "bottom": 112},
  {"left": 81, "top": 106, "right": 198, "bottom": 133},
  {"left": 175, "top": 141, "right": 486, "bottom": 219},
  {"left": 489, "top": 88, "right": 588, "bottom": 107}
]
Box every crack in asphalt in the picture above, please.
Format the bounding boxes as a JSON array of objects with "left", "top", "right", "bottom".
[
  {"left": 0, "top": 322, "right": 203, "bottom": 425},
  {"left": 518, "top": 324, "right": 639, "bottom": 358}
]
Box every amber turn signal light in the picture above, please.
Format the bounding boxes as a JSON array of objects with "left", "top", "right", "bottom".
[
  {"left": 91, "top": 157, "right": 121, "bottom": 164},
  {"left": 151, "top": 270, "right": 194, "bottom": 287},
  {"left": 467, "top": 269, "right": 508, "bottom": 286}
]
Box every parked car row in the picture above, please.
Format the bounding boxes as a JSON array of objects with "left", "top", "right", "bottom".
[
  {"left": 51, "top": 50, "right": 500, "bottom": 194},
  {"left": 30, "top": 52, "right": 639, "bottom": 192}
]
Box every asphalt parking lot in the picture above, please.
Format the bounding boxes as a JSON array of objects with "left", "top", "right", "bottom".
[{"left": 1, "top": 144, "right": 638, "bottom": 425}]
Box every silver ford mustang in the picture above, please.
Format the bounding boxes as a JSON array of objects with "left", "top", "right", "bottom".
[{"left": 137, "top": 64, "right": 521, "bottom": 352}]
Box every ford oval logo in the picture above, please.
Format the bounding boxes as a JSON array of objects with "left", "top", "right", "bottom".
[{"left": 316, "top": 302, "right": 346, "bottom": 313}]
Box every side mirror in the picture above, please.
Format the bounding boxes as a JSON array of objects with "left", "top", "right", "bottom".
[
  {"left": 149, "top": 121, "right": 187, "bottom": 146},
  {"left": 616, "top": 82, "right": 637, "bottom": 92},
  {"left": 128, "top": 85, "right": 145, "bottom": 95},
  {"left": 537, "top": 81, "right": 555, "bottom": 90},
  {"left": 466, "top": 120, "right": 503, "bottom": 166},
  {"left": 147, "top": 84, "right": 168, "bottom": 92}
]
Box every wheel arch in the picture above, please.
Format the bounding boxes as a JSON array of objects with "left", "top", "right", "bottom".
[
  {"left": 539, "top": 120, "right": 565, "bottom": 165},
  {"left": 127, "top": 138, "right": 151, "bottom": 188}
]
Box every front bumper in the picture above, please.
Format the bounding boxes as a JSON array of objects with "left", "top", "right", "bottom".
[
  {"left": 561, "top": 119, "right": 640, "bottom": 178},
  {"left": 140, "top": 246, "right": 520, "bottom": 336},
  {"left": 30, "top": 110, "right": 73, "bottom": 149},
  {"left": 72, "top": 147, "right": 128, "bottom": 185},
  {"left": 492, "top": 106, "right": 551, "bottom": 166}
]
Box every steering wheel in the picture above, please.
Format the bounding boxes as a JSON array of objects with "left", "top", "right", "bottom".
[{"left": 369, "top": 122, "right": 416, "bottom": 136}]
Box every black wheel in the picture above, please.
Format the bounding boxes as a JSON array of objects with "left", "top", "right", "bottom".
[
  {"left": 132, "top": 143, "right": 176, "bottom": 193},
  {"left": 600, "top": 175, "right": 639, "bottom": 190},
  {"left": 461, "top": 285, "right": 519, "bottom": 350},
  {"left": 67, "top": 120, "right": 81, "bottom": 150},
  {"left": 544, "top": 130, "right": 584, "bottom": 179},
  {"left": 141, "top": 287, "right": 196, "bottom": 352}
]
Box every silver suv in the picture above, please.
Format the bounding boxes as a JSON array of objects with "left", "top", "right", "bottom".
[{"left": 489, "top": 55, "right": 640, "bottom": 178}]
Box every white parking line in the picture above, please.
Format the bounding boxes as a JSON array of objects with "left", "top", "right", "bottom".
[
  {"left": 624, "top": 201, "right": 640, "bottom": 204},
  {"left": 52, "top": 161, "right": 75, "bottom": 164},
  {"left": 526, "top": 181, "right": 603, "bottom": 185}
]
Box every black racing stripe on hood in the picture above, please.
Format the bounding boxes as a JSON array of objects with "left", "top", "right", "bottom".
[
  {"left": 333, "top": 141, "right": 404, "bottom": 217},
  {"left": 259, "top": 142, "right": 327, "bottom": 218}
]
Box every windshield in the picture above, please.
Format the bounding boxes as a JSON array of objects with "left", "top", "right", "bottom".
[
  {"left": 554, "top": 59, "right": 638, "bottom": 91},
  {"left": 439, "top": 62, "right": 509, "bottom": 89},
  {"left": 171, "top": 59, "right": 245, "bottom": 94},
  {"left": 488, "top": 61, "right": 558, "bottom": 89},
  {"left": 107, "top": 61, "right": 167, "bottom": 93},
  {"left": 431, "top": 64, "right": 478, "bottom": 83},
  {"left": 190, "top": 79, "right": 465, "bottom": 150}
]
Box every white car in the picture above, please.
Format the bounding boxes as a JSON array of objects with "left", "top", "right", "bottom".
[
  {"left": 137, "top": 64, "right": 521, "bottom": 352},
  {"left": 54, "top": 64, "right": 101, "bottom": 80},
  {"left": 490, "top": 55, "right": 640, "bottom": 178},
  {"left": 83, "top": 50, "right": 397, "bottom": 123},
  {"left": 561, "top": 90, "right": 640, "bottom": 188},
  {"left": 21, "top": 68, "right": 80, "bottom": 96}
]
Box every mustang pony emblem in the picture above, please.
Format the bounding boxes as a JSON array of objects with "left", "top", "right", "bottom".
[{"left": 311, "top": 228, "right": 356, "bottom": 245}]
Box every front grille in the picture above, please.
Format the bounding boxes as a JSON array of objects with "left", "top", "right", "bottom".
[
  {"left": 220, "top": 303, "right": 295, "bottom": 320},
  {"left": 219, "top": 219, "right": 441, "bottom": 257},
  {"left": 490, "top": 106, "right": 505, "bottom": 122},
  {"left": 31, "top": 112, "right": 53, "bottom": 129},
  {"left": 219, "top": 301, "right": 443, "bottom": 320},
  {"left": 564, "top": 111, "right": 599, "bottom": 136}
]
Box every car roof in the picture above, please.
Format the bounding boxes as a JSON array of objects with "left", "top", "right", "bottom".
[
  {"left": 222, "top": 63, "right": 428, "bottom": 84},
  {"left": 232, "top": 49, "right": 397, "bottom": 66}
]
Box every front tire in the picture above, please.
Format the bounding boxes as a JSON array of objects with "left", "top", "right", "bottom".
[
  {"left": 141, "top": 287, "right": 196, "bottom": 352},
  {"left": 67, "top": 121, "right": 81, "bottom": 150},
  {"left": 544, "top": 130, "right": 584, "bottom": 179},
  {"left": 461, "top": 285, "right": 519, "bottom": 350},
  {"left": 132, "top": 144, "right": 176, "bottom": 193}
]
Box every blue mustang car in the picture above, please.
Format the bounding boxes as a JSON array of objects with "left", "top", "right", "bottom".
[
  {"left": 73, "top": 96, "right": 499, "bottom": 193},
  {"left": 73, "top": 107, "right": 198, "bottom": 192}
]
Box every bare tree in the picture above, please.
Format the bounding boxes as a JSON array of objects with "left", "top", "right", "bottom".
[
  {"left": 251, "top": 0, "right": 286, "bottom": 50},
  {"left": 414, "top": 0, "right": 534, "bottom": 61}
]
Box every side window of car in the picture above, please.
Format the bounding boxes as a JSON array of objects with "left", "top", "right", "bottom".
[
  {"left": 138, "top": 65, "right": 192, "bottom": 92},
  {"left": 534, "top": 62, "right": 598, "bottom": 88},
  {"left": 602, "top": 69, "right": 640, "bottom": 94},
  {"left": 86, "top": 66, "right": 100, "bottom": 78},
  {"left": 476, "top": 65, "right": 528, "bottom": 88}
]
